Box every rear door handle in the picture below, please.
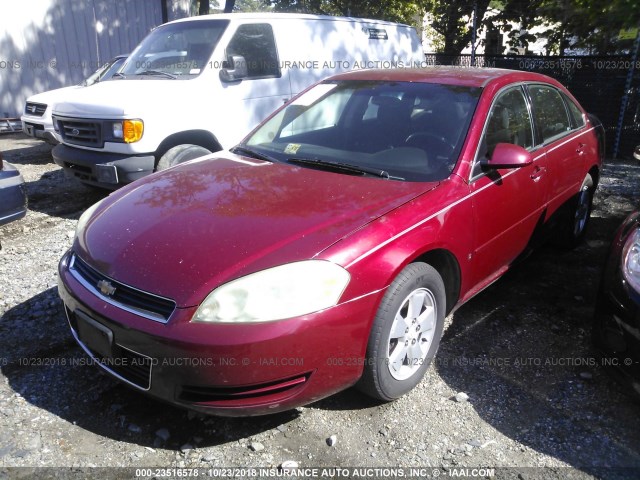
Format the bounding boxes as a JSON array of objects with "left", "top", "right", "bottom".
[{"left": 576, "top": 143, "right": 586, "bottom": 155}]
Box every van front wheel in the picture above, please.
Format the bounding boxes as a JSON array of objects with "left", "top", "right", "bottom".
[{"left": 156, "top": 144, "right": 211, "bottom": 171}]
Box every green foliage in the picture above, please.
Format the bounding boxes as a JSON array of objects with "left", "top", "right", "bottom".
[
  {"left": 195, "top": 0, "right": 639, "bottom": 54},
  {"left": 490, "top": 0, "right": 639, "bottom": 54},
  {"left": 262, "top": 0, "right": 423, "bottom": 27},
  {"left": 423, "top": 0, "right": 492, "bottom": 55},
  {"left": 234, "top": 0, "right": 274, "bottom": 12}
]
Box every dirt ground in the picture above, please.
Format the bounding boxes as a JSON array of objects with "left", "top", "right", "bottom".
[{"left": 0, "top": 132, "right": 639, "bottom": 480}]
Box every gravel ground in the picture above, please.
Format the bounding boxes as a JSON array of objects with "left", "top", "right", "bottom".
[{"left": 1, "top": 132, "right": 639, "bottom": 480}]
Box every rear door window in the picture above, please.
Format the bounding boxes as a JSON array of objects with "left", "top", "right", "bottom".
[
  {"left": 528, "top": 85, "right": 571, "bottom": 144},
  {"left": 562, "top": 93, "right": 586, "bottom": 129}
]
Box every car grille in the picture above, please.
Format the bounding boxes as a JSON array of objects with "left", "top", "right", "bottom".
[
  {"left": 65, "top": 306, "right": 153, "bottom": 390},
  {"left": 25, "top": 102, "right": 47, "bottom": 116},
  {"left": 179, "top": 373, "right": 311, "bottom": 406},
  {"left": 69, "top": 253, "right": 176, "bottom": 322},
  {"left": 56, "top": 117, "right": 102, "bottom": 147}
]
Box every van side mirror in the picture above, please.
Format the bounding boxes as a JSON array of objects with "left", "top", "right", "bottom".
[
  {"left": 486, "top": 143, "right": 533, "bottom": 169},
  {"left": 220, "top": 55, "right": 248, "bottom": 82}
]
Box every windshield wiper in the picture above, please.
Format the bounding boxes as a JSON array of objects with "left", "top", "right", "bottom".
[
  {"left": 288, "top": 157, "right": 393, "bottom": 179},
  {"left": 111, "top": 72, "right": 126, "bottom": 79},
  {"left": 230, "top": 146, "right": 278, "bottom": 163},
  {"left": 135, "top": 70, "right": 177, "bottom": 79}
]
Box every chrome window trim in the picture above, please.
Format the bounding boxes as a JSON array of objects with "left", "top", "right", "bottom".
[{"left": 469, "top": 83, "right": 538, "bottom": 183}]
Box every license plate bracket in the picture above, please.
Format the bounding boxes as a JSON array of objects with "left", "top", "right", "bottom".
[{"left": 75, "top": 310, "right": 113, "bottom": 358}]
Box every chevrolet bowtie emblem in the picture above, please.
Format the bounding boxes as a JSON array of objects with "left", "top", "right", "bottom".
[{"left": 97, "top": 279, "right": 116, "bottom": 296}]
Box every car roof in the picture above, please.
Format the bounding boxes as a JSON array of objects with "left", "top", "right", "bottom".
[{"left": 325, "top": 67, "right": 562, "bottom": 89}]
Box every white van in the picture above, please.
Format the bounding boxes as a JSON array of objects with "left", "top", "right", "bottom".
[
  {"left": 22, "top": 55, "right": 127, "bottom": 144},
  {"left": 51, "top": 13, "right": 424, "bottom": 188}
]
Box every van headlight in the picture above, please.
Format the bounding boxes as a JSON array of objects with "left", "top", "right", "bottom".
[
  {"left": 622, "top": 227, "right": 640, "bottom": 293},
  {"left": 112, "top": 119, "right": 144, "bottom": 143},
  {"left": 192, "top": 261, "right": 350, "bottom": 323}
]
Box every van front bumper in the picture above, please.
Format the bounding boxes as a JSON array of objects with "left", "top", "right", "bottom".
[{"left": 52, "top": 143, "right": 155, "bottom": 189}]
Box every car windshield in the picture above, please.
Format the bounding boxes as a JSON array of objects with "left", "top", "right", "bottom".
[
  {"left": 244, "top": 80, "right": 481, "bottom": 182},
  {"left": 120, "top": 20, "right": 229, "bottom": 79}
]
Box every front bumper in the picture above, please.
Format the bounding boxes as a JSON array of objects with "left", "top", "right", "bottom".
[
  {"left": 52, "top": 143, "right": 155, "bottom": 189},
  {"left": 0, "top": 162, "right": 27, "bottom": 226},
  {"left": 593, "top": 212, "right": 640, "bottom": 396},
  {"left": 21, "top": 117, "right": 59, "bottom": 144},
  {"left": 57, "top": 251, "right": 380, "bottom": 416}
]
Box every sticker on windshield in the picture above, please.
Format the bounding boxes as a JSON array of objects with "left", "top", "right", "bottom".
[
  {"left": 189, "top": 69, "right": 201, "bottom": 75},
  {"left": 291, "top": 83, "right": 339, "bottom": 107},
  {"left": 284, "top": 143, "right": 301, "bottom": 154}
]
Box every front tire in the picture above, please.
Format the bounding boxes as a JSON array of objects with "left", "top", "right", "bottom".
[
  {"left": 357, "top": 262, "right": 446, "bottom": 401},
  {"left": 156, "top": 144, "right": 211, "bottom": 171}
]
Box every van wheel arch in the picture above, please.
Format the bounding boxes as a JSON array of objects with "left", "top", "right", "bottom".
[{"left": 155, "top": 130, "right": 223, "bottom": 169}]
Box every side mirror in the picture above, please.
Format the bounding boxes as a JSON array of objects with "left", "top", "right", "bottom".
[
  {"left": 486, "top": 143, "right": 533, "bottom": 169},
  {"left": 220, "top": 55, "right": 248, "bottom": 82}
]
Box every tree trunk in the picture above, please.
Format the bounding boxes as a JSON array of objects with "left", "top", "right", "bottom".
[
  {"left": 198, "top": 0, "right": 208, "bottom": 15},
  {"left": 224, "top": 0, "right": 235, "bottom": 13}
]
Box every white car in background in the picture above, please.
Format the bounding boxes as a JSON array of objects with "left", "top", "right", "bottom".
[{"left": 21, "top": 55, "right": 127, "bottom": 144}]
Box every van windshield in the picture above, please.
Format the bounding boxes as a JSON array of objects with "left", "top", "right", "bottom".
[{"left": 120, "top": 20, "right": 229, "bottom": 79}]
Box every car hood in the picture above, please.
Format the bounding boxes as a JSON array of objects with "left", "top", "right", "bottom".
[{"left": 76, "top": 154, "right": 438, "bottom": 307}]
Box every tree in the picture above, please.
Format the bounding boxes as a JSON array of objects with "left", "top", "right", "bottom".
[
  {"left": 422, "top": 0, "right": 492, "bottom": 55},
  {"left": 490, "top": 0, "right": 639, "bottom": 55},
  {"left": 196, "top": 0, "right": 237, "bottom": 14},
  {"left": 541, "top": 0, "right": 640, "bottom": 54},
  {"left": 264, "top": 0, "right": 423, "bottom": 27},
  {"left": 199, "top": 0, "right": 210, "bottom": 14}
]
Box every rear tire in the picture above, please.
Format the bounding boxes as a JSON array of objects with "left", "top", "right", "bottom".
[
  {"left": 357, "top": 262, "right": 445, "bottom": 401},
  {"left": 557, "top": 173, "right": 594, "bottom": 249},
  {"left": 156, "top": 144, "right": 211, "bottom": 171}
]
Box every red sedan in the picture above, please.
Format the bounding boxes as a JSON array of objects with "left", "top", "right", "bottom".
[{"left": 57, "top": 68, "right": 604, "bottom": 416}]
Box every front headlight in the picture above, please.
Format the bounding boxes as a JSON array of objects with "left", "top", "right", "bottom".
[
  {"left": 192, "top": 260, "right": 350, "bottom": 323},
  {"left": 112, "top": 119, "right": 143, "bottom": 143},
  {"left": 622, "top": 227, "right": 640, "bottom": 293},
  {"left": 76, "top": 198, "right": 106, "bottom": 238}
]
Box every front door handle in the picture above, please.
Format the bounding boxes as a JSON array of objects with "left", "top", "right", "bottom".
[{"left": 530, "top": 165, "right": 544, "bottom": 181}]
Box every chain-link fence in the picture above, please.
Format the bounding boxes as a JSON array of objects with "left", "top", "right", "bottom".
[{"left": 425, "top": 54, "right": 640, "bottom": 160}]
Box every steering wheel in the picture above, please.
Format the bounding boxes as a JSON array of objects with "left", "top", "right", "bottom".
[
  {"left": 404, "top": 132, "right": 456, "bottom": 179},
  {"left": 405, "top": 132, "right": 455, "bottom": 152}
]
